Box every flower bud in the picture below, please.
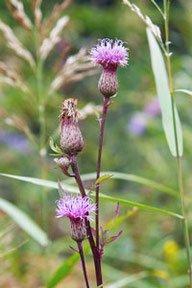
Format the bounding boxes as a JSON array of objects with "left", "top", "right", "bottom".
[
  {"left": 55, "top": 156, "right": 71, "bottom": 176},
  {"left": 60, "top": 98, "right": 84, "bottom": 156},
  {"left": 70, "top": 220, "right": 87, "bottom": 242},
  {"left": 98, "top": 68, "right": 118, "bottom": 97}
]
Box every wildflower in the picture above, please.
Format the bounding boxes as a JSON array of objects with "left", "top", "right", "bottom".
[
  {"left": 128, "top": 112, "right": 147, "bottom": 135},
  {"left": 90, "top": 39, "right": 128, "bottom": 97},
  {"left": 60, "top": 98, "right": 84, "bottom": 156},
  {"left": 56, "top": 183, "right": 96, "bottom": 242},
  {"left": 144, "top": 97, "right": 160, "bottom": 118},
  {"left": 163, "top": 240, "right": 179, "bottom": 262},
  {"left": 128, "top": 98, "right": 160, "bottom": 135}
]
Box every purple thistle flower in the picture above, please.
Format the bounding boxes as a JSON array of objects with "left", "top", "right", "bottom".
[
  {"left": 90, "top": 39, "right": 128, "bottom": 97},
  {"left": 56, "top": 194, "right": 96, "bottom": 222},
  {"left": 56, "top": 183, "right": 96, "bottom": 242},
  {"left": 90, "top": 39, "right": 129, "bottom": 70}
]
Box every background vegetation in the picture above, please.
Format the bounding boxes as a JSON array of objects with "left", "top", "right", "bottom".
[{"left": 0, "top": 0, "right": 192, "bottom": 287}]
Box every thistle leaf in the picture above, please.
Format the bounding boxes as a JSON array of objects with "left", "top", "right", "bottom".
[
  {"left": 95, "top": 174, "right": 113, "bottom": 185},
  {"left": 49, "top": 136, "right": 63, "bottom": 154}
]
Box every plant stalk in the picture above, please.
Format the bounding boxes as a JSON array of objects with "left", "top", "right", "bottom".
[
  {"left": 164, "top": 0, "right": 192, "bottom": 285},
  {"left": 77, "top": 241, "right": 90, "bottom": 288},
  {"left": 36, "top": 59, "right": 47, "bottom": 232},
  {"left": 71, "top": 155, "right": 103, "bottom": 287},
  {"left": 95, "top": 97, "right": 110, "bottom": 250}
]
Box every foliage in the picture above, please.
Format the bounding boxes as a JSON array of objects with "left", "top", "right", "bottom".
[{"left": 0, "top": 0, "right": 192, "bottom": 287}]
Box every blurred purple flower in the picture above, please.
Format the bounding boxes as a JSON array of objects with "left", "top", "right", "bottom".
[
  {"left": 128, "top": 98, "right": 161, "bottom": 135},
  {"left": 144, "top": 97, "right": 160, "bottom": 117},
  {"left": 128, "top": 113, "right": 147, "bottom": 135},
  {"left": 0, "top": 129, "right": 31, "bottom": 153}
]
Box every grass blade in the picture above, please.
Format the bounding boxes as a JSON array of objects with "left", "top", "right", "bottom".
[
  {"left": 47, "top": 244, "right": 90, "bottom": 288},
  {"left": 99, "top": 193, "right": 183, "bottom": 219},
  {"left": 105, "top": 272, "right": 147, "bottom": 288},
  {"left": 0, "top": 173, "right": 183, "bottom": 219},
  {"left": 175, "top": 89, "right": 192, "bottom": 97},
  {"left": 64, "top": 171, "right": 177, "bottom": 197},
  {"left": 0, "top": 198, "right": 50, "bottom": 247},
  {"left": 147, "top": 28, "right": 183, "bottom": 157}
]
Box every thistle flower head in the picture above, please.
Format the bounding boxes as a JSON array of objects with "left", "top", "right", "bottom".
[
  {"left": 90, "top": 39, "right": 128, "bottom": 70},
  {"left": 56, "top": 184, "right": 96, "bottom": 242},
  {"left": 90, "top": 39, "right": 128, "bottom": 97},
  {"left": 56, "top": 192, "right": 96, "bottom": 223}
]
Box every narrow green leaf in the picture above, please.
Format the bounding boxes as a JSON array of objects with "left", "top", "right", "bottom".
[
  {"left": 149, "top": 0, "right": 164, "bottom": 18},
  {"left": 0, "top": 198, "right": 49, "bottom": 247},
  {"left": 47, "top": 244, "right": 90, "bottom": 288},
  {"left": 105, "top": 207, "right": 138, "bottom": 231},
  {"left": 0, "top": 173, "right": 183, "bottom": 219},
  {"left": 175, "top": 89, "right": 192, "bottom": 97},
  {"left": 0, "top": 173, "right": 75, "bottom": 192},
  {"left": 99, "top": 193, "right": 183, "bottom": 219},
  {"left": 49, "top": 153, "right": 63, "bottom": 157},
  {"left": 65, "top": 171, "right": 177, "bottom": 197},
  {"left": 49, "top": 137, "right": 63, "bottom": 154},
  {"left": 147, "top": 28, "right": 183, "bottom": 157},
  {"left": 105, "top": 272, "right": 147, "bottom": 288},
  {"left": 95, "top": 174, "right": 113, "bottom": 185}
]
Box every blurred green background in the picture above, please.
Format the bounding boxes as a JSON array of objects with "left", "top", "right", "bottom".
[{"left": 0, "top": 0, "right": 192, "bottom": 287}]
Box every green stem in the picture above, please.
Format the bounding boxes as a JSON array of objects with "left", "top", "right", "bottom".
[
  {"left": 36, "top": 59, "right": 47, "bottom": 233},
  {"left": 77, "top": 241, "right": 90, "bottom": 288},
  {"left": 150, "top": 0, "right": 165, "bottom": 18},
  {"left": 164, "top": 1, "right": 192, "bottom": 286}
]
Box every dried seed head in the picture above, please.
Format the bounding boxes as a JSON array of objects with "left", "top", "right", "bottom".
[{"left": 60, "top": 98, "right": 84, "bottom": 155}]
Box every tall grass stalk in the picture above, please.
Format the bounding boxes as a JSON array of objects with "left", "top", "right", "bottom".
[
  {"left": 36, "top": 49, "right": 49, "bottom": 283},
  {"left": 163, "top": 0, "right": 192, "bottom": 285},
  {"left": 36, "top": 51, "right": 48, "bottom": 233}
]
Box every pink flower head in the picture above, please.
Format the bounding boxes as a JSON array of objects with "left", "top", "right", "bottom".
[
  {"left": 90, "top": 39, "right": 129, "bottom": 70},
  {"left": 56, "top": 183, "right": 96, "bottom": 223}
]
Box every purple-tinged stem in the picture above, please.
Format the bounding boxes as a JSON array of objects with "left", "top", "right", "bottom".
[
  {"left": 71, "top": 155, "right": 103, "bottom": 287},
  {"left": 77, "top": 241, "right": 90, "bottom": 288},
  {"left": 95, "top": 97, "right": 110, "bottom": 250}
]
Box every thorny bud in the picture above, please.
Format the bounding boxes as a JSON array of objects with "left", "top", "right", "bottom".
[
  {"left": 55, "top": 156, "right": 72, "bottom": 176},
  {"left": 98, "top": 67, "right": 118, "bottom": 97},
  {"left": 70, "top": 220, "right": 87, "bottom": 242},
  {"left": 60, "top": 98, "right": 84, "bottom": 156},
  {"left": 90, "top": 39, "right": 129, "bottom": 97}
]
